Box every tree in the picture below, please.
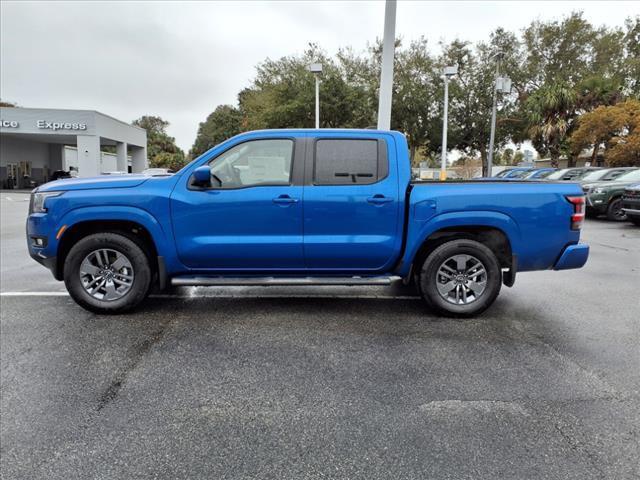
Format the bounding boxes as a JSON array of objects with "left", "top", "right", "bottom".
[
  {"left": 524, "top": 82, "right": 577, "bottom": 167},
  {"left": 501, "top": 148, "right": 514, "bottom": 165},
  {"left": 132, "top": 115, "right": 186, "bottom": 170},
  {"left": 512, "top": 151, "right": 525, "bottom": 164},
  {"left": 190, "top": 105, "right": 243, "bottom": 158},
  {"left": 0, "top": 100, "right": 17, "bottom": 107},
  {"left": 452, "top": 156, "right": 482, "bottom": 179},
  {"left": 441, "top": 30, "right": 521, "bottom": 176},
  {"left": 389, "top": 38, "right": 442, "bottom": 163},
  {"left": 570, "top": 99, "right": 640, "bottom": 166},
  {"left": 621, "top": 16, "right": 640, "bottom": 96},
  {"left": 518, "top": 12, "right": 628, "bottom": 166},
  {"left": 239, "top": 44, "right": 372, "bottom": 131}
]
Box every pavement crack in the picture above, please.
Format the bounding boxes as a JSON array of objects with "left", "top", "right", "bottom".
[
  {"left": 551, "top": 418, "right": 608, "bottom": 479},
  {"left": 95, "top": 323, "right": 170, "bottom": 412}
]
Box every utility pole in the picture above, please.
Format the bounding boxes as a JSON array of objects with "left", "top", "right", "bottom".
[
  {"left": 315, "top": 75, "right": 320, "bottom": 129},
  {"left": 487, "top": 53, "right": 511, "bottom": 177},
  {"left": 440, "top": 66, "right": 458, "bottom": 181},
  {"left": 487, "top": 53, "right": 502, "bottom": 177},
  {"left": 308, "top": 63, "right": 323, "bottom": 128},
  {"left": 377, "top": 0, "right": 396, "bottom": 130}
]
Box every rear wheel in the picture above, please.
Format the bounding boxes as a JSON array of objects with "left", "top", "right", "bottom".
[
  {"left": 63, "top": 233, "right": 151, "bottom": 313},
  {"left": 606, "top": 197, "right": 627, "bottom": 221},
  {"left": 418, "top": 239, "right": 502, "bottom": 317}
]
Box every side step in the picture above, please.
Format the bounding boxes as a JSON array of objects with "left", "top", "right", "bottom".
[{"left": 171, "top": 276, "right": 402, "bottom": 287}]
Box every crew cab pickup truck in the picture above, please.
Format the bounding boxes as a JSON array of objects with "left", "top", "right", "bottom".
[{"left": 27, "top": 129, "right": 589, "bottom": 316}]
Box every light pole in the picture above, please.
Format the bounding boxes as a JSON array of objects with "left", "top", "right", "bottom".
[
  {"left": 377, "top": 0, "right": 397, "bottom": 130},
  {"left": 440, "top": 65, "right": 458, "bottom": 181},
  {"left": 487, "top": 52, "right": 511, "bottom": 177},
  {"left": 308, "top": 63, "right": 323, "bottom": 129}
]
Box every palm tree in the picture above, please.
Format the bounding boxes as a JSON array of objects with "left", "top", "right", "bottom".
[{"left": 525, "top": 83, "right": 577, "bottom": 168}]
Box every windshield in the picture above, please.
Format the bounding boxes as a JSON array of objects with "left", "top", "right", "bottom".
[
  {"left": 546, "top": 169, "right": 570, "bottom": 180},
  {"left": 614, "top": 169, "right": 640, "bottom": 182},
  {"left": 530, "top": 169, "right": 554, "bottom": 179},
  {"left": 494, "top": 170, "right": 512, "bottom": 178},
  {"left": 509, "top": 170, "right": 531, "bottom": 178},
  {"left": 580, "top": 170, "right": 609, "bottom": 182}
]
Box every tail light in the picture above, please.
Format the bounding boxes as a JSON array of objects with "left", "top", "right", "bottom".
[{"left": 566, "top": 196, "right": 585, "bottom": 230}]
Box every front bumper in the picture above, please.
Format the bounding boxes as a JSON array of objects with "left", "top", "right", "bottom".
[
  {"left": 553, "top": 243, "right": 590, "bottom": 270},
  {"left": 27, "top": 213, "right": 62, "bottom": 279},
  {"left": 621, "top": 197, "right": 640, "bottom": 218},
  {"left": 585, "top": 193, "right": 608, "bottom": 212}
]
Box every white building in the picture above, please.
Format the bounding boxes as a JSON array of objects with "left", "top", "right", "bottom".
[{"left": 0, "top": 107, "right": 147, "bottom": 188}]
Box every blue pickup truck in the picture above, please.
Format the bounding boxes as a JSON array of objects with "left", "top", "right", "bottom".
[{"left": 27, "top": 129, "right": 589, "bottom": 316}]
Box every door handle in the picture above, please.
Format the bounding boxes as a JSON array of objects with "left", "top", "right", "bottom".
[
  {"left": 367, "top": 194, "right": 393, "bottom": 205},
  {"left": 272, "top": 195, "right": 299, "bottom": 205}
]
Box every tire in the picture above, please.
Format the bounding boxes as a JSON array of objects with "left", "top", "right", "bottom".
[
  {"left": 606, "top": 197, "right": 627, "bottom": 222},
  {"left": 63, "top": 232, "right": 152, "bottom": 314},
  {"left": 418, "top": 239, "right": 502, "bottom": 318}
]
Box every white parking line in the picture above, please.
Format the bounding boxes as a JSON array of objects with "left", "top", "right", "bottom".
[{"left": 0, "top": 291, "right": 421, "bottom": 300}]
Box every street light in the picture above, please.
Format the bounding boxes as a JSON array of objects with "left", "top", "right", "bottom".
[
  {"left": 308, "top": 63, "right": 323, "bottom": 129},
  {"left": 487, "top": 52, "right": 511, "bottom": 177},
  {"left": 440, "top": 65, "right": 458, "bottom": 181}
]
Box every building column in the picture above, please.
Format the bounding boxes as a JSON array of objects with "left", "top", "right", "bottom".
[
  {"left": 116, "top": 142, "right": 128, "bottom": 172},
  {"left": 130, "top": 145, "right": 147, "bottom": 173},
  {"left": 76, "top": 135, "right": 101, "bottom": 177}
]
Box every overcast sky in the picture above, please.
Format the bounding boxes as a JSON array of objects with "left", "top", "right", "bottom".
[{"left": 1, "top": 1, "right": 638, "bottom": 151}]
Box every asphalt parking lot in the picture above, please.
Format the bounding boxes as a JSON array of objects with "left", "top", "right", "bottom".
[{"left": 1, "top": 191, "right": 639, "bottom": 479}]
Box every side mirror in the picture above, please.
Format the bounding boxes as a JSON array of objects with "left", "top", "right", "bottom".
[{"left": 192, "top": 166, "right": 212, "bottom": 187}]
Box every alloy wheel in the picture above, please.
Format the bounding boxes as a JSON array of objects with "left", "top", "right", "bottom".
[
  {"left": 435, "top": 254, "right": 487, "bottom": 305},
  {"left": 79, "top": 248, "right": 134, "bottom": 301}
]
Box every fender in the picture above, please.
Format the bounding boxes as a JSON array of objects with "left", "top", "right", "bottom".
[
  {"left": 398, "top": 210, "right": 522, "bottom": 276},
  {"left": 57, "top": 205, "right": 182, "bottom": 273}
]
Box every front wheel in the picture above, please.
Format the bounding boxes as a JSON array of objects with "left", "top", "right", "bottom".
[
  {"left": 64, "top": 233, "right": 152, "bottom": 314},
  {"left": 418, "top": 239, "right": 502, "bottom": 317},
  {"left": 606, "top": 198, "right": 627, "bottom": 221}
]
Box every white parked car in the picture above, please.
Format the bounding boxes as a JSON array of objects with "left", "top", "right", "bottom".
[{"left": 142, "top": 168, "right": 175, "bottom": 176}]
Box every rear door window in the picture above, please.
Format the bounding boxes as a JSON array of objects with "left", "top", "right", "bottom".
[{"left": 314, "top": 139, "right": 386, "bottom": 185}]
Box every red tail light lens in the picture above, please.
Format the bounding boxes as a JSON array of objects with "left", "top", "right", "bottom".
[{"left": 566, "top": 196, "right": 585, "bottom": 230}]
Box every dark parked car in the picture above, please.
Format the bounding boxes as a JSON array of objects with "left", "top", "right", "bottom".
[
  {"left": 621, "top": 183, "right": 640, "bottom": 226},
  {"left": 584, "top": 169, "right": 640, "bottom": 221},
  {"left": 545, "top": 167, "right": 602, "bottom": 181}
]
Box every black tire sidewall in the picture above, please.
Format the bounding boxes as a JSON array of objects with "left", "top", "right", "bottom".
[
  {"left": 64, "top": 233, "right": 151, "bottom": 314},
  {"left": 607, "top": 198, "right": 626, "bottom": 221},
  {"left": 419, "top": 239, "right": 502, "bottom": 317}
]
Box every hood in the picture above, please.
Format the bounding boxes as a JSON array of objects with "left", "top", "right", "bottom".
[
  {"left": 584, "top": 179, "right": 636, "bottom": 190},
  {"left": 37, "top": 175, "right": 149, "bottom": 192}
]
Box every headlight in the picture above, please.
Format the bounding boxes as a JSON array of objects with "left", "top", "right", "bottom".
[
  {"left": 30, "top": 191, "right": 63, "bottom": 213},
  {"left": 593, "top": 187, "right": 608, "bottom": 194}
]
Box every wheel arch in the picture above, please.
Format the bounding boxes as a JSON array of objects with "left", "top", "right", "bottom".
[
  {"left": 55, "top": 219, "right": 159, "bottom": 281},
  {"left": 411, "top": 225, "right": 514, "bottom": 275}
]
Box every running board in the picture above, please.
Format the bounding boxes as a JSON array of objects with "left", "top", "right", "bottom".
[{"left": 171, "top": 276, "right": 402, "bottom": 287}]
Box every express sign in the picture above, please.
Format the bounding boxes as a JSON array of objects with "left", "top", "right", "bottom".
[{"left": 37, "top": 120, "right": 87, "bottom": 131}]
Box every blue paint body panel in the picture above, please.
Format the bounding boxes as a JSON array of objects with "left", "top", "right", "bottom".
[
  {"left": 553, "top": 243, "right": 590, "bottom": 270},
  {"left": 29, "top": 129, "right": 589, "bottom": 283}
]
